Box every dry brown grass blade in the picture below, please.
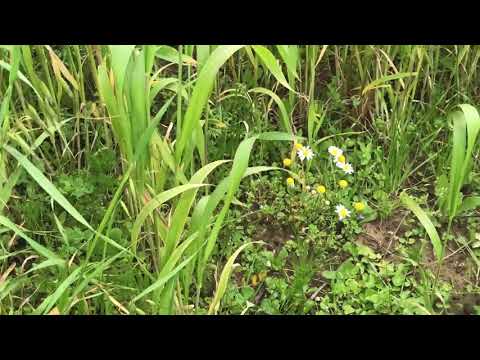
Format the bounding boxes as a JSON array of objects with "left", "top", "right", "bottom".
[
  {"left": 45, "top": 45, "right": 79, "bottom": 91},
  {"left": 48, "top": 307, "right": 61, "bottom": 315},
  {"left": 0, "top": 263, "right": 16, "bottom": 285},
  {"left": 106, "top": 293, "right": 130, "bottom": 315}
]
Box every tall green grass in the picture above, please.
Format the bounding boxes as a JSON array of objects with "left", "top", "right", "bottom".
[{"left": 2, "top": 45, "right": 480, "bottom": 314}]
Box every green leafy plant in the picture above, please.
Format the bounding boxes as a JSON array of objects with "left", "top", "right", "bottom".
[{"left": 437, "top": 104, "right": 480, "bottom": 228}]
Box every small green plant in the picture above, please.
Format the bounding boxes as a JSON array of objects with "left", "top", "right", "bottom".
[
  {"left": 318, "top": 241, "right": 450, "bottom": 315},
  {"left": 437, "top": 104, "right": 480, "bottom": 228}
]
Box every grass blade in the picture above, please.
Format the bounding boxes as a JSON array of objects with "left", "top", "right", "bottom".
[
  {"left": 208, "top": 241, "right": 259, "bottom": 314},
  {"left": 0, "top": 215, "right": 64, "bottom": 264},
  {"left": 251, "top": 45, "right": 293, "bottom": 92},
  {"left": 131, "top": 183, "right": 208, "bottom": 249},
  {"left": 175, "top": 45, "right": 244, "bottom": 163},
  {"left": 34, "top": 265, "right": 84, "bottom": 315},
  {"left": 250, "top": 87, "right": 291, "bottom": 133},
  {"left": 400, "top": 192, "right": 443, "bottom": 261},
  {"left": 4, "top": 144, "right": 93, "bottom": 230}
]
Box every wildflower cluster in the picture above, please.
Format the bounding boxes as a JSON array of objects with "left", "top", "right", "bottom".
[
  {"left": 281, "top": 142, "right": 368, "bottom": 223},
  {"left": 282, "top": 142, "right": 316, "bottom": 188},
  {"left": 327, "top": 145, "right": 365, "bottom": 221}
]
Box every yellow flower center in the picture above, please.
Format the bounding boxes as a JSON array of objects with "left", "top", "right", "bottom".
[
  {"left": 302, "top": 148, "right": 309, "bottom": 157},
  {"left": 338, "top": 180, "right": 348, "bottom": 188},
  {"left": 331, "top": 149, "right": 338, "bottom": 156},
  {"left": 283, "top": 158, "right": 292, "bottom": 167},
  {"left": 354, "top": 202, "right": 365, "bottom": 212},
  {"left": 316, "top": 185, "right": 326, "bottom": 194},
  {"left": 286, "top": 177, "right": 294, "bottom": 186},
  {"left": 339, "top": 208, "right": 349, "bottom": 218},
  {"left": 294, "top": 143, "right": 303, "bottom": 150},
  {"left": 338, "top": 155, "right": 346, "bottom": 163}
]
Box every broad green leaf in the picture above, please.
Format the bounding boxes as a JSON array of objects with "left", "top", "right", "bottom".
[
  {"left": 109, "top": 45, "right": 135, "bottom": 94},
  {"left": 251, "top": 45, "right": 294, "bottom": 92},
  {"left": 400, "top": 192, "right": 443, "bottom": 261},
  {"left": 276, "top": 45, "right": 299, "bottom": 79},
  {"left": 447, "top": 110, "right": 467, "bottom": 218},
  {"left": 362, "top": 72, "right": 418, "bottom": 95},
  {"left": 196, "top": 45, "right": 210, "bottom": 70},
  {"left": 444, "top": 104, "right": 480, "bottom": 220},
  {"left": 156, "top": 45, "right": 196, "bottom": 66},
  {"left": 97, "top": 62, "right": 133, "bottom": 161},
  {"left": 150, "top": 78, "right": 188, "bottom": 102},
  {"left": 175, "top": 45, "right": 245, "bottom": 163}
]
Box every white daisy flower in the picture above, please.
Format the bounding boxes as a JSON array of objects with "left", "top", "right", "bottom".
[
  {"left": 335, "top": 204, "right": 351, "bottom": 221},
  {"left": 342, "top": 163, "right": 354, "bottom": 175},
  {"left": 328, "top": 146, "right": 343, "bottom": 158},
  {"left": 297, "top": 146, "right": 314, "bottom": 162}
]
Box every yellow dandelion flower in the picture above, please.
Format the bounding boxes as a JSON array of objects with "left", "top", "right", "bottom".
[
  {"left": 283, "top": 158, "right": 292, "bottom": 167},
  {"left": 316, "top": 185, "right": 326, "bottom": 194},
  {"left": 338, "top": 180, "right": 348, "bottom": 189},
  {"left": 287, "top": 177, "right": 295, "bottom": 187},
  {"left": 294, "top": 143, "right": 303, "bottom": 151},
  {"left": 353, "top": 202, "right": 366, "bottom": 212},
  {"left": 338, "top": 155, "right": 346, "bottom": 163}
]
